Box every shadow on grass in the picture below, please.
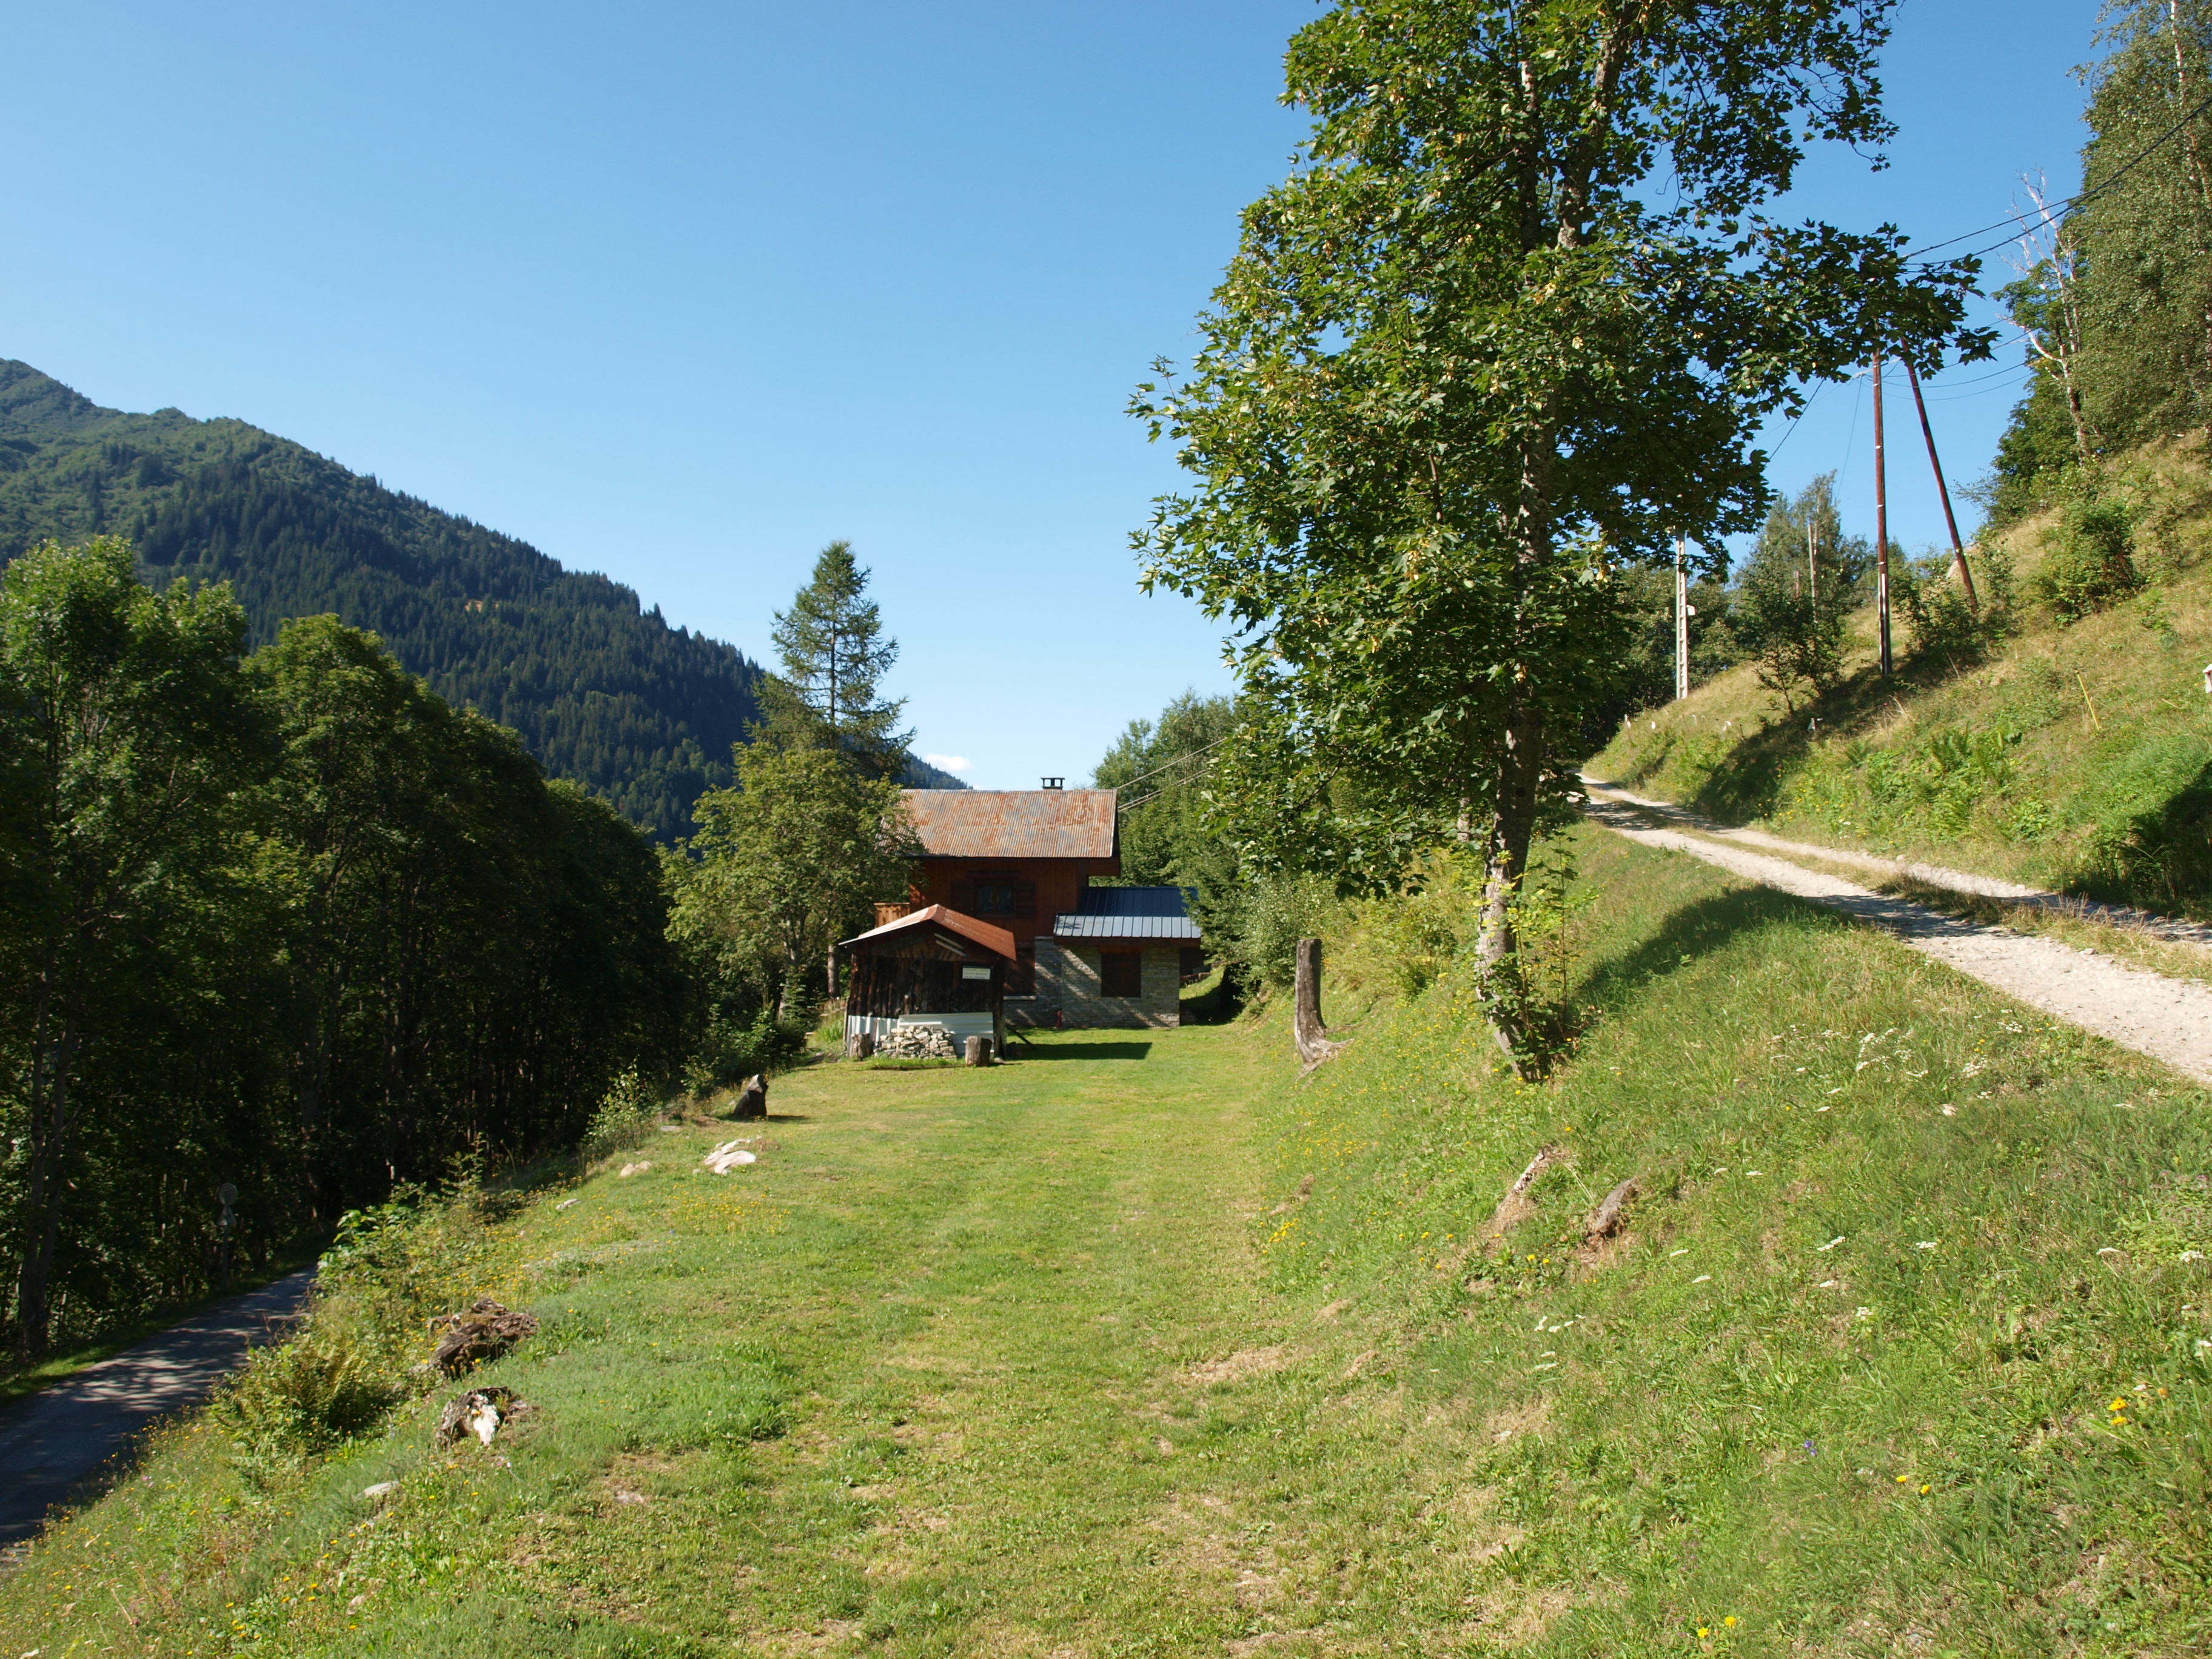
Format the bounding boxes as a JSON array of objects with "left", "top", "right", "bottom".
[
  {"left": 1020, "top": 1041, "right": 1155, "bottom": 1062},
  {"left": 1570, "top": 882, "right": 1837, "bottom": 1019}
]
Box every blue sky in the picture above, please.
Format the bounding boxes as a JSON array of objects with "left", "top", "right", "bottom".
[{"left": 1, "top": 1, "right": 2099, "bottom": 787}]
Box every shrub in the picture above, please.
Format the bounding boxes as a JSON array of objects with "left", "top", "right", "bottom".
[
  {"left": 2034, "top": 496, "right": 2140, "bottom": 622},
  {"left": 1897, "top": 544, "right": 2013, "bottom": 665},
  {"left": 580, "top": 1065, "right": 662, "bottom": 1165},
  {"left": 218, "top": 1317, "right": 399, "bottom": 1471},
  {"left": 1219, "top": 870, "right": 1342, "bottom": 991}
]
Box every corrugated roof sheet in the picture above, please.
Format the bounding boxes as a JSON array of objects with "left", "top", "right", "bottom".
[
  {"left": 1075, "top": 885, "right": 1198, "bottom": 918},
  {"left": 1053, "top": 913, "right": 1201, "bottom": 941},
  {"left": 902, "top": 789, "right": 1118, "bottom": 859},
  {"left": 836, "top": 904, "right": 1017, "bottom": 960},
  {"left": 1056, "top": 885, "right": 1201, "bottom": 940}
]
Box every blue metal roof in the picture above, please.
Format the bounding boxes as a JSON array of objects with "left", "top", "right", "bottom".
[
  {"left": 1053, "top": 885, "right": 1201, "bottom": 940},
  {"left": 1074, "top": 885, "right": 1198, "bottom": 917}
]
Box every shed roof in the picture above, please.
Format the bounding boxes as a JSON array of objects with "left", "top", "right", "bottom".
[
  {"left": 837, "top": 905, "right": 1017, "bottom": 961},
  {"left": 1053, "top": 885, "right": 1202, "bottom": 942},
  {"left": 902, "top": 789, "right": 1118, "bottom": 860}
]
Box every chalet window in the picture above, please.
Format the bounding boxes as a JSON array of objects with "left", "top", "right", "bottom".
[
  {"left": 963, "top": 875, "right": 1035, "bottom": 918},
  {"left": 1100, "top": 949, "right": 1142, "bottom": 998}
]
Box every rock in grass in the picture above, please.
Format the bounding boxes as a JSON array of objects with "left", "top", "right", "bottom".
[
  {"left": 703, "top": 1140, "right": 759, "bottom": 1174},
  {"left": 426, "top": 1296, "right": 539, "bottom": 1376},
  {"left": 360, "top": 1480, "right": 401, "bottom": 1503}
]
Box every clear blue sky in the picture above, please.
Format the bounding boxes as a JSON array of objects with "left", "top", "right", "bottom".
[{"left": 1, "top": 1, "right": 2099, "bottom": 787}]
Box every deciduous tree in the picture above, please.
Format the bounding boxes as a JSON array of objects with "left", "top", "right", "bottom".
[{"left": 1134, "top": 0, "right": 1989, "bottom": 1061}]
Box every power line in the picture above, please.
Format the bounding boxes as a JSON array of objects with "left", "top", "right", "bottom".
[{"left": 1903, "top": 85, "right": 2212, "bottom": 267}]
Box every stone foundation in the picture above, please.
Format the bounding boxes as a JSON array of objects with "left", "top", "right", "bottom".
[{"left": 1032, "top": 938, "right": 1181, "bottom": 1028}]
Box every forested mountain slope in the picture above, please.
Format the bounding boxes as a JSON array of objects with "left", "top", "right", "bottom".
[{"left": 0, "top": 361, "right": 959, "bottom": 836}]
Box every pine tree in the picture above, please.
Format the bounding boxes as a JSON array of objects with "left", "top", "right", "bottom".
[{"left": 760, "top": 542, "right": 911, "bottom": 777}]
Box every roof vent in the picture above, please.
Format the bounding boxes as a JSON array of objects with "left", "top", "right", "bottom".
[{"left": 1041, "top": 776, "right": 1064, "bottom": 789}]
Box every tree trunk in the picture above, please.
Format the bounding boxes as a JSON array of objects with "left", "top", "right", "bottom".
[
  {"left": 1292, "top": 937, "right": 1342, "bottom": 1069},
  {"left": 15, "top": 1022, "right": 78, "bottom": 1358},
  {"left": 1476, "top": 696, "right": 1547, "bottom": 1067}
]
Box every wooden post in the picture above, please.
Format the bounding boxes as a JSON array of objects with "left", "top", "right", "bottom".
[
  {"left": 964, "top": 1035, "right": 991, "bottom": 1067},
  {"left": 1903, "top": 356, "right": 1979, "bottom": 612},
  {"left": 1293, "top": 937, "right": 1343, "bottom": 1070},
  {"left": 1872, "top": 350, "right": 1891, "bottom": 677}
]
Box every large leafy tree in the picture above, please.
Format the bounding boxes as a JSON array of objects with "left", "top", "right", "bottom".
[
  {"left": 673, "top": 743, "right": 918, "bottom": 1026},
  {"left": 1134, "top": 0, "right": 1989, "bottom": 1056},
  {"left": 0, "top": 539, "right": 264, "bottom": 1354}
]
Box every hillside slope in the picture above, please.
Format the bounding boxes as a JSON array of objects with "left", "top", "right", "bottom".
[
  {"left": 0, "top": 361, "right": 967, "bottom": 837},
  {"left": 7, "top": 828, "right": 2208, "bottom": 1655},
  {"left": 1589, "top": 438, "right": 2212, "bottom": 919}
]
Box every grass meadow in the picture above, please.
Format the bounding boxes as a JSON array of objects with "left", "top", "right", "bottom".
[{"left": 4, "top": 827, "right": 2209, "bottom": 1655}]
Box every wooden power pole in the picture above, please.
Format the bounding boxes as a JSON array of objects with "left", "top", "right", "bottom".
[
  {"left": 1872, "top": 351, "right": 1892, "bottom": 678},
  {"left": 1903, "top": 357, "right": 1979, "bottom": 612}
]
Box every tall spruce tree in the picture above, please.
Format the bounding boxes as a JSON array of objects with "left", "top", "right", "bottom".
[
  {"left": 1134, "top": 0, "right": 1988, "bottom": 1063},
  {"left": 763, "top": 541, "right": 911, "bottom": 776}
]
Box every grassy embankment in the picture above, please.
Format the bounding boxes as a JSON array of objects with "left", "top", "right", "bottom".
[
  {"left": 1590, "top": 439, "right": 2212, "bottom": 920},
  {"left": 6, "top": 828, "right": 2210, "bottom": 1656}
]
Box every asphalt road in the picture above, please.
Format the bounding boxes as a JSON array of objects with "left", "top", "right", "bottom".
[{"left": 0, "top": 1270, "right": 316, "bottom": 1547}]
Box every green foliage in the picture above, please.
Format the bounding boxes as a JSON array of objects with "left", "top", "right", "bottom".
[
  {"left": 220, "top": 1184, "right": 504, "bottom": 1473},
  {"left": 1991, "top": 4, "right": 2212, "bottom": 516},
  {"left": 2034, "top": 494, "right": 2143, "bottom": 623},
  {"left": 1731, "top": 474, "right": 1863, "bottom": 708},
  {"left": 578, "top": 1068, "right": 664, "bottom": 1167},
  {"left": 671, "top": 739, "right": 919, "bottom": 1041},
  {"left": 1134, "top": 0, "right": 1988, "bottom": 1042},
  {"left": 0, "top": 544, "right": 686, "bottom": 1357},
  {"left": 759, "top": 541, "right": 911, "bottom": 779},
  {"left": 1213, "top": 870, "right": 1342, "bottom": 993},
  {"left": 1895, "top": 538, "right": 2014, "bottom": 665}
]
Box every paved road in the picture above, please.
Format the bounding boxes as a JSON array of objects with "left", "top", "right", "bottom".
[{"left": 0, "top": 1270, "right": 316, "bottom": 1547}]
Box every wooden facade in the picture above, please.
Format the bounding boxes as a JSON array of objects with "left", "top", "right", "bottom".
[{"left": 838, "top": 905, "right": 1015, "bottom": 1054}]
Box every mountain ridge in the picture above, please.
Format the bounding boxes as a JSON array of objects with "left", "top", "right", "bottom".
[{"left": 0, "top": 360, "right": 962, "bottom": 836}]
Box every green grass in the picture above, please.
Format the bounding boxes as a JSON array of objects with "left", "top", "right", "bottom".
[
  {"left": 6, "top": 828, "right": 2210, "bottom": 1655},
  {"left": 1587, "top": 438, "right": 2212, "bottom": 916}
]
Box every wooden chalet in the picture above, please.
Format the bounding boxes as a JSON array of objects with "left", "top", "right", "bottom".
[
  {"left": 837, "top": 905, "right": 1016, "bottom": 1056},
  {"left": 886, "top": 785, "right": 1206, "bottom": 1030}
]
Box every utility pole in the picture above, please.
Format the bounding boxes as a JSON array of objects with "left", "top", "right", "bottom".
[
  {"left": 1903, "top": 357, "right": 1979, "bottom": 612},
  {"left": 1806, "top": 518, "right": 1818, "bottom": 616},
  {"left": 1674, "top": 532, "right": 1689, "bottom": 700},
  {"left": 1872, "top": 350, "right": 1892, "bottom": 678}
]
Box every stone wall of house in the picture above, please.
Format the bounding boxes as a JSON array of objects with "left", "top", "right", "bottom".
[{"left": 1031, "top": 939, "right": 1181, "bottom": 1028}]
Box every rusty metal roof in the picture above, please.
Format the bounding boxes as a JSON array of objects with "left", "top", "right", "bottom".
[
  {"left": 902, "top": 789, "right": 1118, "bottom": 860},
  {"left": 836, "top": 904, "right": 1017, "bottom": 960}
]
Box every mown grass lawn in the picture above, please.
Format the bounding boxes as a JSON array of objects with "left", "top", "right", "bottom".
[{"left": 8, "top": 828, "right": 2212, "bottom": 1657}]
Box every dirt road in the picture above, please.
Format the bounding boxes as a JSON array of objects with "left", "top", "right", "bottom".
[{"left": 1583, "top": 792, "right": 2212, "bottom": 1085}]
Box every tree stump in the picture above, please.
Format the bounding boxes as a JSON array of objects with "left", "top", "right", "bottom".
[
  {"left": 850, "top": 1031, "right": 874, "bottom": 1061},
  {"left": 964, "top": 1035, "right": 991, "bottom": 1067},
  {"left": 1293, "top": 937, "right": 1344, "bottom": 1070}
]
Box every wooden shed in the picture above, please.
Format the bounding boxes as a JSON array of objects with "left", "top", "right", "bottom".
[{"left": 838, "top": 905, "right": 1016, "bottom": 1056}]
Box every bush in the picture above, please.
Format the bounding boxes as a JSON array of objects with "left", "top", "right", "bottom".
[
  {"left": 2034, "top": 496, "right": 2141, "bottom": 623},
  {"left": 580, "top": 1065, "right": 663, "bottom": 1165},
  {"left": 218, "top": 1318, "right": 399, "bottom": 1470},
  {"left": 1897, "top": 544, "right": 2013, "bottom": 665},
  {"left": 1219, "top": 870, "right": 1342, "bottom": 991},
  {"left": 217, "top": 1184, "right": 511, "bottom": 1475},
  {"left": 1339, "top": 850, "right": 1483, "bottom": 1000},
  {"left": 684, "top": 1009, "right": 809, "bottom": 1096}
]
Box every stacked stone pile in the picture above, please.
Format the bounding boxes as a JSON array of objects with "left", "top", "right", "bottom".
[{"left": 877, "top": 1024, "right": 956, "bottom": 1059}]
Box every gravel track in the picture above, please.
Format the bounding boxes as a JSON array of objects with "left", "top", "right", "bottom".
[{"left": 1581, "top": 794, "right": 2212, "bottom": 1086}]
